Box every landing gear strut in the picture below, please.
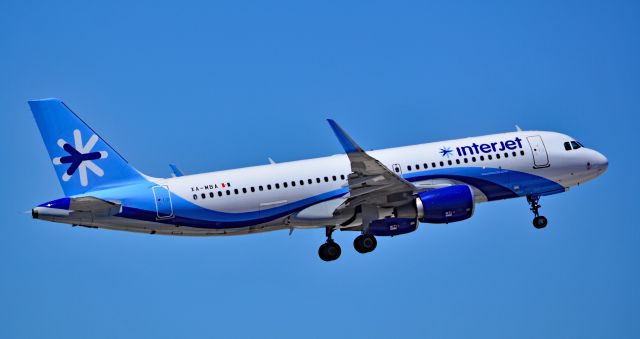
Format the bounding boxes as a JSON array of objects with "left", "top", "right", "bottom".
[
  {"left": 527, "top": 195, "right": 548, "bottom": 229},
  {"left": 318, "top": 227, "right": 341, "bottom": 261},
  {"left": 354, "top": 234, "right": 377, "bottom": 254}
]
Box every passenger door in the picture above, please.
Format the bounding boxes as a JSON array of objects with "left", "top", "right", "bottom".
[
  {"left": 526, "top": 136, "right": 550, "bottom": 169},
  {"left": 152, "top": 185, "right": 174, "bottom": 219}
]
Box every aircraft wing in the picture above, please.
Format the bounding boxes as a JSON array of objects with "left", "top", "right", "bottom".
[{"left": 327, "top": 120, "right": 418, "bottom": 212}]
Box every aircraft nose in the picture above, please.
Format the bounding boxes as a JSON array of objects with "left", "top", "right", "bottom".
[{"left": 590, "top": 150, "right": 608, "bottom": 173}]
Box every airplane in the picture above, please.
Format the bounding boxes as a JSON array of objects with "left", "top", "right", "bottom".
[{"left": 29, "top": 98, "right": 608, "bottom": 261}]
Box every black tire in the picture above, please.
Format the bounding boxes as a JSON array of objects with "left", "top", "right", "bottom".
[
  {"left": 318, "top": 243, "right": 330, "bottom": 261},
  {"left": 533, "top": 216, "right": 548, "bottom": 229},
  {"left": 325, "top": 241, "right": 341, "bottom": 260},
  {"left": 362, "top": 234, "right": 377, "bottom": 252},
  {"left": 319, "top": 241, "right": 341, "bottom": 261},
  {"left": 354, "top": 234, "right": 377, "bottom": 253},
  {"left": 353, "top": 235, "right": 367, "bottom": 253}
]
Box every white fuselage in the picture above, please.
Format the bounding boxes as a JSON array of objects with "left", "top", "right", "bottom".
[{"left": 39, "top": 130, "right": 603, "bottom": 236}]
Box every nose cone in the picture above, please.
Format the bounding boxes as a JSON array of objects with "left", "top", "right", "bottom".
[{"left": 591, "top": 151, "right": 608, "bottom": 174}]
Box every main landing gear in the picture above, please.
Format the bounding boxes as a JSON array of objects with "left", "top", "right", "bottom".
[
  {"left": 318, "top": 227, "right": 379, "bottom": 261},
  {"left": 527, "top": 195, "right": 548, "bottom": 229},
  {"left": 318, "top": 227, "right": 341, "bottom": 261}
]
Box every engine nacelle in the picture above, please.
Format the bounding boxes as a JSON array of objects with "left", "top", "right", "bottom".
[
  {"left": 368, "top": 218, "right": 418, "bottom": 236},
  {"left": 416, "top": 185, "right": 475, "bottom": 224}
]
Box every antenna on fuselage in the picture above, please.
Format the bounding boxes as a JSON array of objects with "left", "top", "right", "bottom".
[{"left": 515, "top": 125, "right": 523, "bottom": 132}]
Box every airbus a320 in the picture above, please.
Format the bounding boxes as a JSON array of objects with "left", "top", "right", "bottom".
[{"left": 29, "top": 99, "right": 608, "bottom": 261}]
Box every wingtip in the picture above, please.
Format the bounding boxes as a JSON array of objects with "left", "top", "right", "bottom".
[
  {"left": 326, "top": 119, "right": 362, "bottom": 153},
  {"left": 28, "top": 97, "right": 62, "bottom": 104}
]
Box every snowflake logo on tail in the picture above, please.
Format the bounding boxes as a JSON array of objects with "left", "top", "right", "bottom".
[
  {"left": 439, "top": 146, "right": 453, "bottom": 158},
  {"left": 52, "top": 129, "right": 108, "bottom": 186}
]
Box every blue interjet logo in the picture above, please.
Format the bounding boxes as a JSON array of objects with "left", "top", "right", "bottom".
[
  {"left": 439, "top": 147, "right": 453, "bottom": 158},
  {"left": 52, "top": 129, "right": 108, "bottom": 186}
]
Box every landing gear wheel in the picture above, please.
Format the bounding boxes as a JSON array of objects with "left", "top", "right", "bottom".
[
  {"left": 318, "top": 240, "right": 341, "bottom": 261},
  {"left": 533, "top": 216, "right": 548, "bottom": 229},
  {"left": 527, "top": 195, "right": 548, "bottom": 229},
  {"left": 354, "top": 234, "right": 377, "bottom": 254}
]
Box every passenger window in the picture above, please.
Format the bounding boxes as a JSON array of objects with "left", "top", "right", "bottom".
[
  {"left": 504, "top": 152, "right": 509, "bottom": 158},
  {"left": 520, "top": 150, "right": 525, "bottom": 156},
  {"left": 218, "top": 191, "right": 223, "bottom": 197},
  {"left": 308, "top": 179, "right": 313, "bottom": 184},
  {"left": 512, "top": 151, "right": 516, "bottom": 157},
  {"left": 242, "top": 188, "right": 247, "bottom": 193},
  {"left": 564, "top": 142, "right": 572, "bottom": 151},
  {"left": 250, "top": 187, "right": 255, "bottom": 193},
  {"left": 275, "top": 183, "right": 280, "bottom": 189},
  {"left": 456, "top": 159, "right": 460, "bottom": 164},
  {"left": 394, "top": 167, "right": 400, "bottom": 173},
  {"left": 259, "top": 186, "right": 264, "bottom": 191},
  {"left": 201, "top": 193, "right": 206, "bottom": 199},
  {"left": 415, "top": 164, "right": 420, "bottom": 170},
  {"left": 431, "top": 162, "right": 436, "bottom": 168},
  {"left": 300, "top": 180, "right": 304, "bottom": 185},
  {"left": 340, "top": 175, "right": 345, "bottom": 180},
  {"left": 464, "top": 158, "right": 468, "bottom": 163},
  {"left": 447, "top": 160, "right": 452, "bottom": 165},
  {"left": 209, "top": 192, "right": 214, "bottom": 198},
  {"left": 479, "top": 155, "right": 484, "bottom": 161},
  {"left": 407, "top": 165, "right": 412, "bottom": 171},
  {"left": 439, "top": 161, "right": 444, "bottom": 167},
  {"left": 324, "top": 177, "right": 329, "bottom": 182},
  {"left": 488, "top": 155, "right": 492, "bottom": 160},
  {"left": 193, "top": 194, "right": 197, "bottom": 200},
  {"left": 423, "top": 163, "right": 428, "bottom": 169},
  {"left": 234, "top": 189, "right": 239, "bottom": 194},
  {"left": 316, "top": 178, "right": 321, "bottom": 183},
  {"left": 472, "top": 157, "right": 476, "bottom": 162},
  {"left": 284, "top": 182, "right": 289, "bottom": 188},
  {"left": 292, "top": 181, "right": 296, "bottom": 186},
  {"left": 496, "top": 153, "right": 501, "bottom": 159},
  {"left": 226, "top": 190, "right": 230, "bottom": 195},
  {"left": 571, "top": 141, "right": 581, "bottom": 150},
  {"left": 332, "top": 176, "right": 336, "bottom": 181},
  {"left": 267, "top": 184, "right": 272, "bottom": 190}
]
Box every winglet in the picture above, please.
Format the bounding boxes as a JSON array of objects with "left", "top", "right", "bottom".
[
  {"left": 327, "top": 119, "right": 363, "bottom": 154},
  {"left": 169, "top": 164, "right": 185, "bottom": 177}
]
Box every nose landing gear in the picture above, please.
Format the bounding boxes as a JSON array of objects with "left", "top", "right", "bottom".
[
  {"left": 318, "top": 226, "right": 341, "bottom": 261},
  {"left": 527, "top": 195, "right": 548, "bottom": 229}
]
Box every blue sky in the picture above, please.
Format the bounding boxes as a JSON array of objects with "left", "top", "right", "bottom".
[{"left": 1, "top": 0, "right": 638, "bottom": 338}]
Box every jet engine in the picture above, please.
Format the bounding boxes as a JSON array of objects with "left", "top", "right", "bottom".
[{"left": 395, "top": 184, "right": 475, "bottom": 224}]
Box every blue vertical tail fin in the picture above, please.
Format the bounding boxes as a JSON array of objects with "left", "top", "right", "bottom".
[{"left": 29, "top": 98, "right": 147, "bottom": 196}]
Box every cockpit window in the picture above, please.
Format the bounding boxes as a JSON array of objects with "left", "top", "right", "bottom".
[
  {"left": 565, "top": 140, "right": 585, "bottom": 151},
  {"left": 571, "top": 141, "right": 582, "bottom": 150}
]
